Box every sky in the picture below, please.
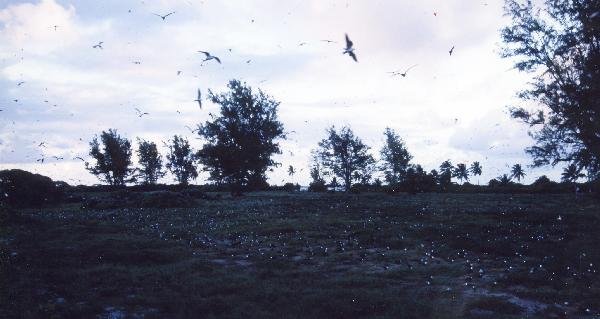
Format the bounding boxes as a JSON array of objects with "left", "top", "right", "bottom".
[{"left": 0, "top": 0, "right": 565, "bottom": 186}]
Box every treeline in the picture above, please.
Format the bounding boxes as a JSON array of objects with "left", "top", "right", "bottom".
[{"left": 79, "top": 79, "right": 594, "bottom": 195}]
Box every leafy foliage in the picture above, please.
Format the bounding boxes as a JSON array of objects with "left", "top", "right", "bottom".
[
  {"left": 0, "top": 169, "right": 64, "bottom": 207},
  {"left": 453, "top": 163, "right": 470, "bottom": 183},
  {"left": 166, "top": 135, "right": 198, "bottom": 186},
  {"left": 196, "top": 80, "right": 285, "bottom": 193},
  {"left": 501, "top": 0, "right": 600, "bottom": 178},
  {"left": 86, "top": 129, "right": 134, "bottom": 186},
  {"left": 136, "top": 139, "right": 165, "bottom": 185},
  {"left": 317, "top": 126, "right": 375, "bottom": 192},
  {"left": 510, "top": 164, "right": 526, "bottom": 182},
  {"left": 561, "top": 163, "right": 586, "bottom": 183},
  {"left": 380, "top": 127, "right": 412, "bottom": 186}
]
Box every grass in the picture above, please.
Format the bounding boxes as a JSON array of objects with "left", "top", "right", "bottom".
[{"left": 1, "top": 192, "right": 599, "bottom": 318}]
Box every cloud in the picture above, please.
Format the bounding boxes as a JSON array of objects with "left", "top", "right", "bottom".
[{"left": 0, "top": 0, "right": 564, "bottom": 185}]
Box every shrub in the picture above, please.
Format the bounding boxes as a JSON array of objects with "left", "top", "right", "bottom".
[{"left": 0, "top": 169, "right": 65, "bottom": 207}]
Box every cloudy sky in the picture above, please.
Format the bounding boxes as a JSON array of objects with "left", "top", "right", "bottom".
[{"left": 0, "top": 0, "right": 563, "bottom": 186}]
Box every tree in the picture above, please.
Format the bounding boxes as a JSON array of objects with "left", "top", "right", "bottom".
[
  {"left": 136, "top": 139, "right": 165, "bottom": 185},
  {"left": 438, "top": 160, "right": 454, "bottom": 190},
  {"left": 501, "top": 0, "right": 600, "bottom": 179},
  {"left": 470, "top": 161, "right": 483, "bottom": 184},
  {"left": 380, "top": 128, "right": 412, "bottom": 186},
  {"left": 561, "top": 163, "right": 586, "bottom": 183},
  {"left": 86, "top": 129, "right": 134, "bottom": 186},
  {"left": 453, "top": 163, "right": 470, "bottom": 183},
  {"left": 510, "top": 164, "right": 526, "bottom": 182},
  {"left": 308, "top": 151, "right": 327, "bottom": 192},
  {"left": 317, "top": 126, "right": 375, "bottom": 192},
  {"left": 166, "top": 135, "right": 198, "bottom": 186},
  {"left": 197, "top": 79, "right": 285, "bottom": 194}
]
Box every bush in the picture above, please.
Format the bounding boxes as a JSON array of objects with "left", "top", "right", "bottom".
[
  {"left": 0, "top": 169, "right": 65, "bottom": 207},
  {"left": 308, "top": 180, "right": 327, "bottom": 192}
]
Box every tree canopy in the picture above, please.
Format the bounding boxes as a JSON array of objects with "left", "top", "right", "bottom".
[
  {"left": 501, "top": 0, "right": 600, "bottom": 179},
  {"left": 136, "top": 139, "right": 165, "bottom": 185},
  {"left": 380, "top": 127, "right": 412, "bottom": 186},
  {"left": 86, "top": 129, "right": 134, "bottom": 186},
  {"left": 196, "top": 79, "right": 285, "bottom": 193},
  {"left": 166, "top": 135, "right": 198, "bottom": 186},
  {"left": 317, "top": 126, "right": 375, "bottom": 192}
]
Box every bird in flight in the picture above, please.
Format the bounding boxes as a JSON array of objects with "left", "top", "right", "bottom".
[
  {"left": 388, "top": 64, "right": 418, "bottom": 77},
  {"left": 177, "top": 70, "right": 182, "bottom": 75},
  {"left": 449, "top": 46, "right": 455, "bottom": 56},
  {"left": 343, "top": 33, "right": 357, "bottom": 62},
  {"left": 74, "top": 156, "right": 85, "bottom": 161},
  {"left": 17, "top": 81, "right": 25, "bottom": 86},
  {"left": 135, "top": 108, "right": 149, "bottom": 117},
  {"left": 93, "top": 41, "right": 104, "bottom": 49},
  {"left": 198, "top": 51, "right": 221, "bottom": 64},
  {"left": 185, "top": 125, "right": 199, "bottom": 133},
  {"left": 433, "top": 12, "right": 438, "bottom": 16},
  {"left": 38, "top": 142, "right": 47, "bottom": 147},
  {"left": 298, "top": 42, "right": 308, "bottom": 46},
  {"left": 36, "top": 158, "right": 45, "bottom": 163},
  {"left": 153, "top": 12, "right": 175, "bottom": 20},
  {"left": 52, "top": 156, "right": 64, "bottom": 160},
  {"left": 132, "top": 61, "right": 141, "bottom": 65},
  {"left": 194, "top": 89, "right": 202, "bottom": 108},
  {"left": 320, "top": 39, "right": 337, "bottom": 44}
]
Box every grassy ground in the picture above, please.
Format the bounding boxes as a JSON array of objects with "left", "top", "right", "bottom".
[{"left": 1, "top": 192, "right": 599, "bottom": 318}]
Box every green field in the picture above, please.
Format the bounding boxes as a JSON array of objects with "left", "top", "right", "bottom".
[{"left": 2, "top": 192, "right": 600, "bottom": 318}]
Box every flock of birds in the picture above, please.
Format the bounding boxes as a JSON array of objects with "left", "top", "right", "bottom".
[{"left": 3, "top": 4, "right": 530, "bottom": 186}]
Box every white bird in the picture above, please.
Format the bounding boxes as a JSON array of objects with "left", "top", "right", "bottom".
[
  {"left": 388, "top": 64, "right": 418, "bottom": 77},
  {"left": 153, "top": 12, "right": 175, "bottom": 21},
  {"left": 198, "top": 51, "right": 221, "bottom": 64},
  {"left": 343, "top": 34, "right": 357, "bottom": 62},
  {"left": 194, "top": 89, "right": 202, "bottom": 108}
]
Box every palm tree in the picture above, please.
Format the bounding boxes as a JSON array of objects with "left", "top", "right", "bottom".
[
  {"left": 510, "top": 164, "right": 526, "bottom": 182},
  {"left": 453, "top": 163, "right": 470, "bottom": 183},
  {"left": 470, "top": 161, "right": 482, "bottom": 184},
  {"left": 561, "top": 164, "right": 585, "bottom": 183},
  {"left": 497, "top": 174, "right": 512, "bottom": 186}
]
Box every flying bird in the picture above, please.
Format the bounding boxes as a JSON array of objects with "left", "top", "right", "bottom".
[
  {"left": 153, "top": 12, "right": 175, "bottom": 20},
  {"left": 17, "top": 81, "right": 25, "bottom": 86},
  {"left": 185, "top": 125, "right": 199, "bottom": 133},
  {"left": 74, "top": 156, "right": 85, "bottom": 161},
  {"left": 449, "top": 46, "right": 455, "bottom": 56},
  {"left": 591, "top": 11, "right": 600, "bottom": 18},
  {"left": 298, "top": 42, "right": 308, "bottom": 46},
  {"left": 388, "top": 64, "right": 418, "bottom": 77},
  {"left": 132, "top": 61, "right": 141, "bottom": 65},
  {"left": 36, "top": 158, "right": 45, "bottom": 163},
  {"left": 194, "top": 89, "right": 202, "bottom": 108},
  {"left": 38, "top": 142, "right": 47, "bottom": 147},
  {"left": 93, "top": 41, "right": 104, "bottom": 49},
  {"left": 198, "top": 51, "right": 221, "bottom": 64},
  {"left": 52, "top": 156, "right": 64, "bottom": 160},
  {"left": 343, "top": 33, "right": 357, "bottom": 62},
  {"left": 134, "top": 108, "right": 149, "bottom": 117},
  {"left": 177, "top": 70, "right": 182, "bottom": 75},
  {"left": 320, "top": 39, "right": 337, "bottom": 43}
]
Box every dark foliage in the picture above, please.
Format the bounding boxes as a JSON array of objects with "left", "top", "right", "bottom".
[
  {"left": 166, "top": 135, "right": 198, "bottom": 186},
  {"left": 380, "top": 127, "right": 412, "bottom": 186},
  {"left": 316, "top": 126, "right": 375, "bottom": 192},
  {"left": 501, "top": 0, "right": 600, "bottom": 178},
  {"left": 86, "top": 129, "right": 135, "bottom": 186},
  {"left": 197, "top": 80, "right": 285, "bottom": 194},
  {"left": 136, "top": 139, "right": 165, "bottom": 185},
  {"left": 0, "top": 169, "right": 65, "bottom": 207}
]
